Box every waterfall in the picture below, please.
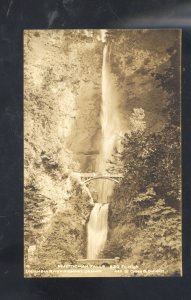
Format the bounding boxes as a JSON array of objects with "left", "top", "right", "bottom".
[
  {"left": 87, "top": 203, "right": 109, "bottom": 259},
  {"left": 96, "top": 44, "right": 119, "bottom": 202},
  {"left": 87, "top": 43, "right": 120, "bottom": 259}
]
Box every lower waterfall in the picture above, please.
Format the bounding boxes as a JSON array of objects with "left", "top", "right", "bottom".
[{"left": 87, "top": 203, "right": 109, "bottom": 259}]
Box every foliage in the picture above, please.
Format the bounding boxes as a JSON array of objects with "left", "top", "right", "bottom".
[
  {"left": 114, "top": 124, "right": 181, "bottom": 210},
  {"left": 151, "top": 42, "right": 180, "bottom": 126},
  {"left": 25, "top": 175, "right": 92, "bottom": 270},
  {"left": 106, "top": 110, "right": 181, "bottom": 275}
]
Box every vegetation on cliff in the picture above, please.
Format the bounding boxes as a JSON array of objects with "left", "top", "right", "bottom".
[
  {"left": 103, "top": 125, "right": 181, "bottom": 275},
  {"left": 102, "top": 35, "right": 181, "bottom": 275},
  {"left": 24, "top": 30, "right": 99, "bottom": 273},
  {"left": 24, "top": 154, "right": 94, "bottom": 273}
]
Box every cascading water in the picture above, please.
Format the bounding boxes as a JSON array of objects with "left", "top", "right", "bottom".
[
  {"left": 87, "top": 43, "right": 121, "bottom": 259},
  {"left": 87, "top": 203, "right": 109, "bottom": 259}
]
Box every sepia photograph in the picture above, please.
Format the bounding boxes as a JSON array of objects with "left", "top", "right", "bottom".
[{"left": 24, "top": 29, "right": 181, "bottom": 277}]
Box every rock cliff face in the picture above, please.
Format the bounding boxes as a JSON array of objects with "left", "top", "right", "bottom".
[
  {"left": 24, "top": 31, "right": 102, "bottom": 269},
  {"left": 24, "top": 30, "right": 104, "bottom": 173}
]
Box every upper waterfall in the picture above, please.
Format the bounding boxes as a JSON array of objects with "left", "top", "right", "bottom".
[{"left": 95, "top": 44, "right": 121, "bottom": 203}]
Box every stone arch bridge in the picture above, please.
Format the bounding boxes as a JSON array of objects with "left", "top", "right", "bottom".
[{"left": 73, "top": 172, "right": 123, "bottom": 184}]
